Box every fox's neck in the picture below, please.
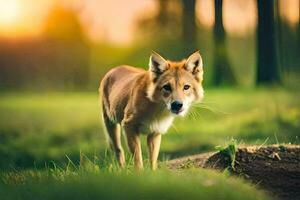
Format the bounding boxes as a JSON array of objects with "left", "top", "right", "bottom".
[{"left": 144, "top": 72, "right": 160, "bottom": 103}]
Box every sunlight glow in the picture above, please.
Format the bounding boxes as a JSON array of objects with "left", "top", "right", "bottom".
[
  {"left": 196, "top": 0, "right": 215, "bottom": 28},
  {"left": 223, "top": 0, "right": 256, "bottom": 36},
  {"left": 196, "top": 0, "right": 256, "bottom": 36},
  {"left": 0, "top": 0, "right": 52, "bottom": 38},
  {"left": 79, "top": 0, "right": 156, "bottom": 44},
  {"left": 279, "top": 0, "right": 299, "bottom": 28},
  {"left": 0, "top": 0, "right": 29, "bottom": 37},
  {"left": 0, "top": 0, "right": 22, "bottom": 27},
  {"left": 0, "top": 0, "right": 298, "bottom": 44}
]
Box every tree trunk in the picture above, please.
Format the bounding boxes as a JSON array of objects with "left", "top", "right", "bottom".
[
  {"left": 157, "top": 0, "right": 168, "bottom": 26},
  {"left": 182, "top": 0, "right": 197, "bottom": 53},
  {"left": 256, "top": 0, "right": 280, "bottom": 84},
  {"left": 212, "top": 0, "right": 237, "bottom": 86}
]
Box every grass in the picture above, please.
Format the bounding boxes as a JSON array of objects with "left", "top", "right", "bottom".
[
  {"left": 0, "top": 87, "right": 298, "bottom": 199},
  {"left": 0, "top": 158, "right": 269, "bottom": 200},
  {"left": 0, "top": 170, "right": 269, "bottom": 200},
  {"left": 216, "top": 139, "right": 237, "bottom": 170},
  {"left": 0, "top": 88, "right": 299, "bottom": 169}
]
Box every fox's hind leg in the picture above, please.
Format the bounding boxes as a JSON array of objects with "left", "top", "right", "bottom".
[{"left": 102, "top": 112, "right": 125, "bottom": 168}]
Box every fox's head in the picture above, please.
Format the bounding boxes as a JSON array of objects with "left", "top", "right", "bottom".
[{"left": 147, "top": 51, "right": 204, "bottom": 116}]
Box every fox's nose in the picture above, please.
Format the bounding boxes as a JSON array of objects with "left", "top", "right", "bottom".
[{"left": 171, "top": 101, "right": 183, "bottom": 112}]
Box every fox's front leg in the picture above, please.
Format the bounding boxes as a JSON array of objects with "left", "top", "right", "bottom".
[
  {"left": 147, "top": 133, "right": 161, "bottom": 170},
  {"left": 124, "top": 127, "right": 143, "bottom": 170}
]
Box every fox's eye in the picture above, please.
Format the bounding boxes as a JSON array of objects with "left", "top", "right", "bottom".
[
  {"left": 183, "top": 85, "right": 190, "bottom": 90},
  {"left": 162, "top": 84, "right": 172, "bottom": 92}
]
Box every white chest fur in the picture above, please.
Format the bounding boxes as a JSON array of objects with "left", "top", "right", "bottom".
[
  {"left": 149, "top": 115, "right": 174, "bottom": 134},
  {"left": 140, "top": 111, "right": 174, "bottom": 134}
]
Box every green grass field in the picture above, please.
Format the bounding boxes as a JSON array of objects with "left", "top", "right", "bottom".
[
  {"left": 0, "top": 88, "right": 299, "bottom": 169},
  {"left": 0, "top": 88, "right": 298, "bottom": 200},
  {"left": 0, "top": 168, "right": 269, "bottom": 200}
]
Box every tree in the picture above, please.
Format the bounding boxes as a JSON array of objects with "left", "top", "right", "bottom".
[
  {"left": 43, "top": 4, "right": 90, "bottom": 89},
  {"left": 135, "top": 0, "right": 188, "bottom": 58},
  {"left": 181, "top": 0, "right": 197, "bottom": 53},
  {"left": 136, "top": 0, "right": 181, "bottom": 39},
  {"left": 212, "top": 0, "right": 237, "bottom": 85},
  {"left": 256, "top": 0, "right": 280, "bottom": 84}
]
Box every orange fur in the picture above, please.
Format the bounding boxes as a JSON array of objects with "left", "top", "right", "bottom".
[{"left": 99, "top": 51, "right": 204, "bottom": 170}]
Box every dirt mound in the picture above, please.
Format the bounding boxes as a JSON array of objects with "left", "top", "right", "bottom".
[{"left": 168, "top": 145, "right": 300, "bottom": 200}]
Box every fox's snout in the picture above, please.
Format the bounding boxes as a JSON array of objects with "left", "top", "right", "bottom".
[{"left": 170, "top": 100, "right": 183, "bottom": 114}]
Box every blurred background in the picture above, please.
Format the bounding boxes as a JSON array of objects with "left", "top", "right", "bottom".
[{"left": 0, "top": 0, "right": 299, "bottom": 170}]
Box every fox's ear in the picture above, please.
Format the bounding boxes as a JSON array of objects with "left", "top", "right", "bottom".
[
  {"left": 185, "top": 51, "right": 203, "bottom": 78},
  {"left": 149, "top": 51, "right": 168, "bottom": 75}
]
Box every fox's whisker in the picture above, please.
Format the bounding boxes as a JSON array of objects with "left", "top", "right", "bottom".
[{"left": 191, "top": 104, "right": 230, "bottom": 115}]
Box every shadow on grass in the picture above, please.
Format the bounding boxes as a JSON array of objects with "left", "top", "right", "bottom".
[{"left": 159, "top": 144, "right": 213, "bottom": 160}]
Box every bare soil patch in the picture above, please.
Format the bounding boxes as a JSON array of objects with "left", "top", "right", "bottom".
[{"left": 168, "top": 145, "right": 300, "bottom": 200}]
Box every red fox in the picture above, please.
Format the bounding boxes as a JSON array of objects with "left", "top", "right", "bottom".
[{"left": 99, "top": 51, "right": 204, "bottom": 170}]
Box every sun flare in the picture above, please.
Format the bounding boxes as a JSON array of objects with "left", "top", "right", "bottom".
[
  {"left": 0, "top": 0, "right": 26, "bottom": 36},
  {"left": 0, "top": 0, "right": 49, "bottom": 37},
  {"left": 0, "top": 0, "right": 22, "bottom": 27}
]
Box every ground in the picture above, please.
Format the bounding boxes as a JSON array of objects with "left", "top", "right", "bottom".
[{"left": 168, "top": 145, "right": 300, "bottom": 200}]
